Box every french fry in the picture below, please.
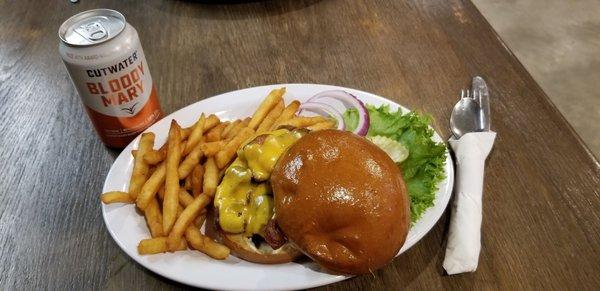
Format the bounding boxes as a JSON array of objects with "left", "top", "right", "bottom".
[
  {"left": 157, "top": 185, "right": 165, "bottom": 201},
  {"left": 277, "top": 116, "right": 327, "bottom": 128},
  {"left": 178, "top": 189, "right": 195, "bottom": 207},
  {"left": 224, "top": 118, "right": 250, "bottom": 140},
  {"left": 147, "top": 165, "right": 156, "bottom": 177},
  {"left": 221, "top": 119, "right": 240, "bottom": 137},
  {"left": 181, "top": 126, "right": 192, "bottom": 140},
  {"left": 158, "top": 142, "right": 167, "bottom": 153},
  {"left": 143, "top": 149, "right": 165, "bottom": 165},
  {"left": 136, "top": 162, "right": 166, "bottom": 210},
  {"left": 203, "top": 157, "right": 219, "bottom": 197},
  {"left": 200, "top": 141, "right": 226, "bottom": 157},
  {"left": 167, "top": 194, "right": 211, "bottom": 251},
  {"left": 191, "top": 164, "right": 204, "bottom": 197},
  {"left": 307, "top": 120, "right": 336, "bottom": 131},
  {"left": 205, "top": 122, "right": 229, "bottom": 142},
  {"left": 145, "top": 198, "right": 164, "bottom": 237},
  {"left": 185, "top": 225, "right": 230, "bottom": 260},
  {"left": 184, "top": 174, "right": 193, "bottom": 191},
  {"left": 128, "top": 133, "right": 155, "bottom": 199},
  {"left": 138, "top": 237, "right": 187, "bottom": 255},
  {"left": 178, "top": 140, "right": 205, "bottom": 179},
  {"left": 101, "top": 191, "right": 134, "bottom": 204},
  {"left": 215, "top": 127, "right": 254, "bottom": 169},
  {"left": 158, "top": 145, "right": 168, "bottom": 157},
  {"left": 271, "top": 100, "right": 300, "bottom": 130},
  {"left": 248, "top": 88, "right": 285, "bottom": 130},
  {"left": 164, "top": 115, "right": 216, "bottom": 152},
  {"left": 183, "top": 114, "right": 206, "bottom": 156},
  {"left": 163, "top": 120, "right": 182, "bottom": 234},
  {"left": 177, "top": 204, "right": 184, "bottom": 216},
  {"left": 180, "top": 115, "right": 220, "bottom": 151},
  {"left": 204, "top": 114, "right": 220, "bottom": 132},
  {"left": 256, "top": 100, "right": 284, "bottom": 134}
]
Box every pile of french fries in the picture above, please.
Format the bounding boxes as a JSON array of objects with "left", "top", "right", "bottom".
[{"left": 101, "top": 88, "right": 335, "bottom": 260}]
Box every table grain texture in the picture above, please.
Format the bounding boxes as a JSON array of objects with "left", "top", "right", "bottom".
[{"left": 1, "top": 0, "right": 599, "bottom": 290}]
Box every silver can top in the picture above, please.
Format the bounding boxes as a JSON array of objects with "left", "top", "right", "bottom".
[{"left": 59, "top": 9, "right": 126, "bottom": 46}]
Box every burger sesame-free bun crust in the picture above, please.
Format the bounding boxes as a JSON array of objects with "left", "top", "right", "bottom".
[
  {"left": 271, "top": 130, "right": 411, "bottom": 275},
  {"left": 219, "top": 231, "right": 301, "bottom": 264},
  {"left": 205, "top": 208, "right": 301, "bottom": 264}
]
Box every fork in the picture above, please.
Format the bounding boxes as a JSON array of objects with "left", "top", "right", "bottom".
[{"left": 450, "top": 89, "right": 481, "bottom": 139}]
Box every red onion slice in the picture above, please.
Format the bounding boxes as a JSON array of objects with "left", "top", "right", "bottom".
[
  {"left": 307, "top": 90, "right": 370, "bottom": 136},
  {"left": 298, "top": 101, "right": 345, "bottom": 130}
]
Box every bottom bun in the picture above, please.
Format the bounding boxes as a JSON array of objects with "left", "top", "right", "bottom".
[
  {"left": 205, "top": 209, "right": 301, "bottom": 264},
  {"left": 220, "top": 232, "right": 301, "bottom": 264}
]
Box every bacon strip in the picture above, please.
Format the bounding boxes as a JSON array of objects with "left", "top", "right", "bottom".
[{"left": 263, "top": 219, "right": 287, "bottom": 250}]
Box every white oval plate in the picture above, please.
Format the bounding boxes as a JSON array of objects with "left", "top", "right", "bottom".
[{"left": 102, "top": 84, "right": 454, "bottom": 291}]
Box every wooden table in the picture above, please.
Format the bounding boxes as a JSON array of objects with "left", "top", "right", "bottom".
[{"left": 1, "top": 0, "right": 598, "bottom": 289}]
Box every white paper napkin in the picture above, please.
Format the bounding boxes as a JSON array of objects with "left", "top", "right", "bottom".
[{"left": 443, "top": 131, "right": 496, "bottom": 275}]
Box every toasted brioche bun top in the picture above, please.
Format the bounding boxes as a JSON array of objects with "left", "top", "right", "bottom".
[{"left": 271, "top": 130, "right": 410, "bottom": 274}]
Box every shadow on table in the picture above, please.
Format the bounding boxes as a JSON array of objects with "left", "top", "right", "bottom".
[
  {"left": 329, "top": 211, "right": 451, "bottom": 289},
  {"left": 105, "top": 147, "right": 122, "bottom": 160},
  {"left": 155, "top": 0, "right": 324, "bottom": 19},
  {"left": 131, "top": 260, "right": 197, "bottom": 290}
]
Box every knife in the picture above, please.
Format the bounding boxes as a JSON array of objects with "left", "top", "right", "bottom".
[{"left": 472, "top": 76, "right": 490, "bottom": 131}]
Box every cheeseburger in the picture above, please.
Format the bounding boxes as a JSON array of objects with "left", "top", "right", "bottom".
[{"left": 211, "top": 128, "right": 410, "bottom": 274}]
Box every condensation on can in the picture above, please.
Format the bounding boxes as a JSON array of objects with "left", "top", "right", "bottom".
[{"left": 59, "top": 9, "right": 163, "bottom": 148}]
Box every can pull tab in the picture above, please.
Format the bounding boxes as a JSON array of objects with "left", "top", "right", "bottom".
[{"left": 75, "top": 21, "right": 107, "bottom": 41}]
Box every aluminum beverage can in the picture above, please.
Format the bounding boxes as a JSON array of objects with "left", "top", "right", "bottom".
[{"left": 59, "top": 9, "right": 163, "bottom": 148}]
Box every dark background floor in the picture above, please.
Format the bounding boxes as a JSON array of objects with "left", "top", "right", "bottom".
[{"left": 474, "top": 0, "right": 600, "bottom": 157}]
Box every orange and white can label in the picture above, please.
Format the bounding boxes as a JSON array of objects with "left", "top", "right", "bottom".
[
  {"left": 59, "top": 9, "right": 163, "bottom": 148},
  {"left": 68, "top": 48, "right": 162, "bottom": 147}
]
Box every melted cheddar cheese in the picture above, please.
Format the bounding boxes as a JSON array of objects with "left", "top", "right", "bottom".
[
  {"left": 240, "top": 129, "right": 305, "bottom": 181},
  {"left": 214, "top": 129, "right": 304, "bottom": 235}
]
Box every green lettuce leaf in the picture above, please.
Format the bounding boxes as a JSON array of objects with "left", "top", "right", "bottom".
[{"left": 344, "top": 105, "right": 446, "bottom": 222}]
